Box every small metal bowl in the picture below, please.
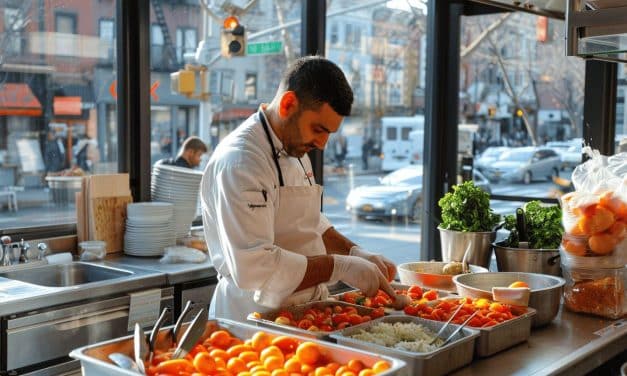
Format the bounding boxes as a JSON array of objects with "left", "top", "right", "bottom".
[
  {"left": 453, "top": 272, "right": 565, "bottom": 327},
  {"left": 398, "top": 261, "right": 489, "bottom": 292}
]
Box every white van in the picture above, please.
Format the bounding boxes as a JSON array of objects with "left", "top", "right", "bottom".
[{"left": 381, "top": 115, "right": 424, "bottom": 171}]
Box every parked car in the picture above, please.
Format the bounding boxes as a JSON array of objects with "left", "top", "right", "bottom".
[
  {"left": 545, "top": 140, "right": 582, "bottom": 170},
  {"left": 483, "top": 147, "right": 561, "bottom": 184},
  {"left": 346, "top": 165, "right": 490, "bottom": 222},
  {"left": 474, "top": 146, "right": 508, "bottom": 173}
]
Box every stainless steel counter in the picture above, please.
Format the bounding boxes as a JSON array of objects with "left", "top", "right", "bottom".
[
  {"left": 0, "top": 261, "right": 166, "bottom": 316},
  {"left": 104, "top": 253, "right": 217, "bottom": 284},
  {"left": 451, "top": 305, "right": 626, "bottom": 376}
]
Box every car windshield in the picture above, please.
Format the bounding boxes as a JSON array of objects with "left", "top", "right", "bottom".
[
  {"left": 481, "top": 148, "right": 502, "bottom": 157},
  {"left": 380, "top": 167, "right": 423, "bottom": 186},
  {"left": 499, "top": 150, "right": 532, "bottom": 162}
]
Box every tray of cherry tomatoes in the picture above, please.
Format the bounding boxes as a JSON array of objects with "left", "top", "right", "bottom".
[
  {"left": 401, "top": 296, "right": 536, "bottom": 357},
  {"left": 247, "top": 301, "right": 387, "bottom": 340},
  {"left": 331, "top": 283, "right": 454, "bottom": 313}
]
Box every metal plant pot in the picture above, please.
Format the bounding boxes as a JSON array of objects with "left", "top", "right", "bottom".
[
  {"left": 438, "top": 227, "right": 495, "bottom": 269},
  {"left": 493, "top": 241, "right": 562, "bottom": 277}
]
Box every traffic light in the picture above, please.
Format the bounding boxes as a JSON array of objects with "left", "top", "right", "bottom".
[
  {"left": 221, "top": 16, "right": 246, "bottom": 57},
  {"left": 488, "top": 107, "right": 497, "bottom": 117},
  {"left": 516, "top": 108, "right": 524, "bottom": 117}
]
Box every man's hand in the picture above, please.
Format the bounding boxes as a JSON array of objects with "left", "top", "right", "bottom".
[
  {"left": 330, "top": 255, "right": 391, "bottom": 297},
  {"left": 349, "top": 246, "right": 397, "bottom": 282}
]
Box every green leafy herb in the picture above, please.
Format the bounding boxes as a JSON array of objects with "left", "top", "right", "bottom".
[
  {"left": 438, "top": 181, "right": 500, "bottom": 232},
  {"left": 503, "top": 200, "right": 563, "bottom": 249}
]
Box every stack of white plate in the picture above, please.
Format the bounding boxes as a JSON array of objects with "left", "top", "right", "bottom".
[
  {"left": 124, "top": 202, "right": 175, "bottom": 256},
  {"left": 150, "top": 164, "right": 203, "bottom": 238}
]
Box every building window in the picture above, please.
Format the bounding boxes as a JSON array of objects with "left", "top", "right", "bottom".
[
  {"left": 176, "top": 27, "right": 197, "bottom": 63},
  {"left": 99, "top": 19, "right": 114, "bottom": 41},
  {"left": 245, "top": 73, "right": 257, "bottom": 100},
  {"left": 55, "top": 12, "right": 77, "bottom": 34},
  {"left": 151, "top": 24, "right": 164, "bottom": 65},
  {"left": 345, "top": 24, "right": 361, "bottom": 48},
  {"left": 3, "top": 7, "right": 24, "bottom": 54},
  {"left": 330, "top": 23, "right": 339, "bottom": 45}
]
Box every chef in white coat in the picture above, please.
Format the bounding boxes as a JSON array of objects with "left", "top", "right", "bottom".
[{"left": 201, "top": 56, "right": 400, "bottom": 321}]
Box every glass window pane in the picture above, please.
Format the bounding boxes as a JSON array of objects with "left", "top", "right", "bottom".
[
  {"left": 460, "top": 13, "right": 584, "bottom": 219},
  {"left": 326, "top": 1, "right": 428, "bottom": 264},
  {"left": 1, "top": 1, "right": 118, "bottom": 228}
]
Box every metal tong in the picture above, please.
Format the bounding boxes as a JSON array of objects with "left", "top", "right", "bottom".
[
  {"left": 439, "top": 310, "right": 479, "bottom": 347},
  {"left": 428, "top": 302, "right": 465, "bottom": 345}
]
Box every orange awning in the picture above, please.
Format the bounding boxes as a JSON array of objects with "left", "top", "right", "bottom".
[
  {"left": 0, "top": 83, "right": 43, "bottom": 116},
  {"left": 53, "top": 96, "right": 82, "bottom": 116},
  {"left": 213, "top": 108, "right": 255, "bottom": 122}
]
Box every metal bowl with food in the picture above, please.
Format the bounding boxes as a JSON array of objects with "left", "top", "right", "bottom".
[
  {"left": 398, "top": 261, "right": 489, "bottom": 292},
  {"left": 453, "top": 272, "right": 565, "bottom": 327}
]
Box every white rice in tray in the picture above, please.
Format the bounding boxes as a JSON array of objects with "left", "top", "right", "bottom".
[{"left": 347, "top": 322, "right": 444, "bottom": 352}]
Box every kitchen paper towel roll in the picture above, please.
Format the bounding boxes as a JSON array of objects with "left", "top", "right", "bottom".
[{"left": 45, "top": 252, "right": 73, "bottom": 264}]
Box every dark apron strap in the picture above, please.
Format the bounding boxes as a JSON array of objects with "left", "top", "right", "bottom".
[{"left": 259, "top": 110, "right": 285, "bottom": 187}]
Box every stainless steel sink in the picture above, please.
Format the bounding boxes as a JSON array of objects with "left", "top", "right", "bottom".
[{"left": 0, "top": 262, "right": 133, "bottom": 287}]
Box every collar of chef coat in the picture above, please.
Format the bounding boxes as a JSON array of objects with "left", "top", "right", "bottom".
[{"left": 258, "top": 105, "right": 289, "bottom": 160}]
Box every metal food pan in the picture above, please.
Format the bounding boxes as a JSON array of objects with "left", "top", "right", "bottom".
[
  {"left": 247, "top": 300, "right": 382, "bottom": 340},
  {"left": 330, "top": 315, "right": 479, "bottom": 376},
  {"left": 421, "top": 297, "right": 537, "bottom": 357},
  {"left": 70, "top": 318, "right": 406, "bottom": 376}
]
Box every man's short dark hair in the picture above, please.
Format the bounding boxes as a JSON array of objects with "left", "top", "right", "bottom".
[
  {"left": 280, "top": 56, "right": 353, "bottom": 116},
  {"left": 182, "top": 136, "right": 208, "bottom": 153}
]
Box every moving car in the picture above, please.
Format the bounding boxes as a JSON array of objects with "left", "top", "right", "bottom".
[
  {"left": 346, "top": 165, "right": 490, "bottom": 222},
  {"left": 482, "top": 147, "right": 561, "bottom": 184},
  {"left": 545, "top": 139, "right": 582, "bottom": 170}
]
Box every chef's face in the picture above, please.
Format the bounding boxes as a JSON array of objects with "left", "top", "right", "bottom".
[
  {"left": 282, "top": 102, "right": 343, "bottom": 158},
  {"left": 189, "top": 150, "right": 204, "bottom": 168}
]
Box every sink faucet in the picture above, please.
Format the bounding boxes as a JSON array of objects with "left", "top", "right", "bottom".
[
  {"left": 1, "top": 236, "right": 12, "bottom": 266},
  {"left": 37, "top": 243, "right": 48, "bottom": 261}
]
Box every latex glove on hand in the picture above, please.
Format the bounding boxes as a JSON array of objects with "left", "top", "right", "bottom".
[
  {"left": 330, "top": 255, "right": 392, "bottom": 297},
  {"left": 349, "top": 246, "right": 397, "bottom": 282}
]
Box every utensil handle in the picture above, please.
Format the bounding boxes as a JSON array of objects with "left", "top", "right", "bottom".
[
  {"left": 434, "top": 302, "right": 465, "bottom": 339},
  {"left": 516, "top": 208, "right": 527, "bottom": 242},
  {"left": 441, "top": 310, "right": 478, "bottom": 347}
]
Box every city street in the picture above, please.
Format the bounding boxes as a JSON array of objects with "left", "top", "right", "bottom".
[{"left": 2, "top": 168, "right": 563, "bottom": 268}]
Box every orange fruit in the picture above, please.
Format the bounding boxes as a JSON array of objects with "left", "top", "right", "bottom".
[
  {"left": 325, "top": 362, "right": 341, "bottom": 374},
  {"left": 252, "top": 371, "right": 272, "bottom": 376},
  {"left": 154, "top": 358, "right": 195, "bottom": 374},
  {"left": 284, "top": 358, "right": 302, "bottom": 373},
  {"left": 562, "top": 239, "right": 587, "bottom": 256},
  {"left": 247, "top": 360, "right": 262, "bottom": 369},
  {"left": 588, "top": 233, "right": 617, "bottom": 255},
  {"left": 609, "top": 221, "right": 627, "bottom": 239},
  {"left": 239, "top": 350, "right": 260, "bottom": 364},
  {"left": 260, "top": 346, "right": 284, "bottom": 363},
  {"left": 226, "top": 357, "right": 247, "bottom": 374},
  {"left": 250, "top": 365, "right": 268, "bottom": 373},
  {"left": 271, "top": 336, "right": 299, "bottom": 354},
  {"left": 358, "top": 370, "right": 376, "bottom": 376},
  {"left": 508, "top": 281, "right": 529, "bottom": 289},
  {"left": 193, "top": 352, "right": 217, "bottom": 373},
  {"left": 347, "top": 359, "right": 365, "bottom": 373},
  {"left": 251, "top": 331, "right": 273, "bottom": 352},
  {"left": 209, "top": 330, "right": 232, "bottom": 349},
  {"left": 227, "top": 344, "right": 253, "bottom": 358},
  {"left": 271, "top": 370, "right": 288, "bottom": 376},
  {"left": 578, "top": 205, "right": 615, "bottom": 235},
  {"left": 263, "top": 355, "right": 284, "bottom": 372},
  {"left": 315, "top": 366, "right": 333, "bottom": 376},
  {"left": 371, "top": 360, "right": 390, "bottom": 374},
  {"left": 210, "top": 348, "right": 231, "bottom": 362},
  {"left": 295, "top": 342, "right": 321, "bottom": 365},
  {"left": 214, "top": 357, "right": 226, "bottom": 369}
]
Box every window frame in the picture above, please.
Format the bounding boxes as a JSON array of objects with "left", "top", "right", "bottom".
[{"left": 54, "top": 11, "right": 77, "bottom": 34}]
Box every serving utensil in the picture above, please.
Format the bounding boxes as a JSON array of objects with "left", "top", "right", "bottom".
[
  {"left": 133, "top": 323, "right": 148, "bottom": 374},
  {"left": 108, "top": 352, "right": 139, "bottom": 373},
  {"left": 172, "top": 308, "right": 206, "bottom": 359},
  {"left": 440, "top": 310, "right": 478, "bottom": 347},
  {"left": 428, "top": 302, "right": 465, "bottom": 345},
  {"left": 148, "top": 307, "right": 170, "bottom": 362},
  {"left": 169, "top": 300, "right": 193, "bottom": 346}
]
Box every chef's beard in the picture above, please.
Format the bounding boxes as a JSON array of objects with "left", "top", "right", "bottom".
[{"left": 282, "top": 110, "right": 315, "bottom": 158}]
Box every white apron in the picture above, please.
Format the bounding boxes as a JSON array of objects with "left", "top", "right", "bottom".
[{"left": 209, "top": 111, "right": 328, "bottom": 321}]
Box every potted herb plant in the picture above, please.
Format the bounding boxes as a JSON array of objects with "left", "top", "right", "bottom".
[
  {"left": 438, "top": 181, "right": 501, "bottom": 268},
  {"left": 494, "top": 200, "right": 563, "bottom": 276}
]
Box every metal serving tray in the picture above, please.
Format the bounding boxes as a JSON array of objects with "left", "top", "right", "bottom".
[
  {"left": 70, "top": 318, "right": 406, "bottom": 376},
  {"left": 421, "top": 297, "right": 537, "bottom": 357},
  {"left": 247, "top": 300, "right": 383, "bottom": 340},
  {"left": 330, "top": 315, "right": 479, "bottom": 376}
]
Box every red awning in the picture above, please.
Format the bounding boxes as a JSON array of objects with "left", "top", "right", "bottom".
[
  {"left": 0, "top": 83, "right": 43, "bottom": 116},
  {"left": 213, "top": 108, "right": 256, "bottom": 122},
  {"left": 53, "top": 96, "right": 82, "bottom": 116}
]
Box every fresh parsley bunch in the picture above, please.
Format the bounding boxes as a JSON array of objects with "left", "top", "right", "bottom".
[
  {"left": 438, "top": 180, "right": 500, "bottom": 232},
  {"left": 503, "top": 200, "right": 563, "bottom": 249}
]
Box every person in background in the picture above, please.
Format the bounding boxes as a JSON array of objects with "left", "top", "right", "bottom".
[
  {"left": 361, "top": 137, "right": 373, "bottom": 170},
  {"left": 201, "top": 56, "right": 400, "bottom": 321},
  {"left": 74, "top": 136, "right": 99, "bottom": 173},
  {"left": 43, "top": 130, "right": 66, "bottom": 173},
  {"left": 156, "top": 136, "right": 208, "bottom": 169}
]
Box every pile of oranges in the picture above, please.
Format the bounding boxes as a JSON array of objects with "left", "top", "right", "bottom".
[
  {"left": 145, "top": 329, "right": 391, "bottom": 376},
  {"left": 562, "top": 191, "right": 626, "bottom": 256}
]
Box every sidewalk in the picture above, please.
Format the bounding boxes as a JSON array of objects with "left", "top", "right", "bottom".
[{"left": 324, "top": 156, "right": 383, "bottom": 177}]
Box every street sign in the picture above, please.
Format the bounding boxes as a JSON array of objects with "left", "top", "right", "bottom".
[{"left": 247, "top": 41, "right": 283, "bottom": 55}]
